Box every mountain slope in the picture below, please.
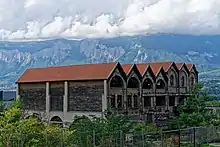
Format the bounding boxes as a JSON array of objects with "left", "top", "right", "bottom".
[{"left": 0, "top": 34, "right": 219, "bottom": 96}]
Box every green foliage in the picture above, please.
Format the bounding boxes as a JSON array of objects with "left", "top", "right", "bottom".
[
  {"left": 205, "top": 100, "right": 220, "bottom": 107},
  {"left": 169, "top": 84, "right": 218, "bottom": 129},
  {"left": 0, "top": 98, "right": 160, "bottom": 146}
]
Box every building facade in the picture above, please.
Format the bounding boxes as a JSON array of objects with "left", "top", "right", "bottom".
[{"left": 16, "top": 62, "right": 198, "bottom": 125}]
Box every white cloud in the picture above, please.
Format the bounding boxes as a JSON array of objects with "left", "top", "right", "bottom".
[{"left": 0, "top": 0, "right": 220, "bottom": 40}]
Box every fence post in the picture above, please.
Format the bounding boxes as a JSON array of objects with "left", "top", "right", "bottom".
[
  {"left": 93, "top": 130, "right": 96, "bottom": 147},
  {"left": 142, "top": 130, "right": 145, "bottom": 147},
  {"left": 193, "top": 127, "right": 196, "bottom": 147},
  {"left": 160, "top": 129, "right": 163, "bottom": 147},
  {"left": 120, "top": 130, "right": 123, "bottom": 147},
  {"left": 178, "top": 129, "right": 181, "bottom": 147}
]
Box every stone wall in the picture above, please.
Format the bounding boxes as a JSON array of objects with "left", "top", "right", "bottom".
[
  {"left": 19, "top": 83, "right": 46, "bottom": 111},
  {"left": 50, "top": 82, "right": 64, "bottom": 111},
  {"left": 68, "top": 81, "right": 104, "bottom": 112}
]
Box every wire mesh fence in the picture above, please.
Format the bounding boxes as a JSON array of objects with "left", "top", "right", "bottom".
[{"left": 1, "top": 125, "right": 220, "bottom": 147}]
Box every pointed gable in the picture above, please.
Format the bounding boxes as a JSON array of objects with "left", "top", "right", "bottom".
[
  {"left": 16, "top": 62, "right": 118, "bottom": 83},
  {"left": 136, "top": 64, "right": 150, "bottom": 76},
  {"left": 122, "top": 64, "right": 133, "bottom": 75},
  {"left": 186, "top": 63, "right": 198, "bottom": 73},
  {"left": 155, "top": 67, "right": 168, "bottom": 85},
  {"left": 149, "top": 64, "right": 163, "bottom": 77},
  {"left": 176, "top": 63, "right": 190, "bottom": 74},
  {"left": 137, "top": 62, "right": 169, "bottom": 77}
]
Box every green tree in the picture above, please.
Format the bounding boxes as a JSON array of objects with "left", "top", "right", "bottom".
[{"left": 169, "top": 84, "right": 215, "bottom": 129}]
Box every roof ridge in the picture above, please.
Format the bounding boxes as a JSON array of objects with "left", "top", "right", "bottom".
[{"left": 28, "top": 62, "right": 118, "bottom": 70}]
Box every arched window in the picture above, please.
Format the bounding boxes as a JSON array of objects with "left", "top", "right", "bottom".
[
  {"left": 170, "top": 75, "right": 174, "bottom": 86},
  {"left": 181, "top": 76, "right": 185, "bottom": 87},
  {"left": 191, "top": 77, "right": 195, "bottom": 86},
  {"left": 156, "top": 79, "right": 166, "bottom": 89},
  {"left": 142, "top": 78, "right": 153, "bottom": 89},
  {"left": 50, "top": 116, "right": 62, "bottom": 122},
  {"left": 110, "top": 76, "right": 123, "bottom": 87},
  {"left": 127, "top": 77, "right": 139, "bottom": 88}
]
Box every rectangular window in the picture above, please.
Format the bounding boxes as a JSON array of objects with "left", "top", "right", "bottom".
[
  {"left": 127, "top": 95, "right": 132, "bottom": 108},
  {"left": 144, "top": 96, "right": 151, "bottom": 107},
  {"left": 133, "top": 95, "right": 138, "bottom": 108},
  {"left": 117, "top": 95, "right": 123, "bottom": 108},
  {"left": 110, "top": 95, "right": 116, "bottom": 108},
  {"left": 169, "top": 96, "right": 175, "bottom": 106},
  {"left": 156, "top": 96, "right": 165, "bottom": 106},
  {"left": 179, "top": 97, "right": 185, "bottom": 105}
]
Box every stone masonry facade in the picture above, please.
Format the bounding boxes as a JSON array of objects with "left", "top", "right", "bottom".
[{"left": 16, "top": 62, "right": 198, "bottom": 124}]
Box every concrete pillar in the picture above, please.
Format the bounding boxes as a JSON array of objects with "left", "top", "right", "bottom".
[
  {"left": 102, "top": 80, "right": 108, "bottom": 115},
  {"left": 175, "top": 96, "right": 179, "bottom": 106},
  {"left": 124, "top": 88, "right": 127, "bottom": 110},
  {"left": 63, "top": 81, "right": 68, "bottom": 115},
  {"left": 165, "top": 96, "right": 169, "bottom": 109},
  {"left": 16, "top": 84, "right": 20, "bottom": 100},
  {"left": 140, "top": 84, "right": 144, "bottom": 111},
  {"left": 46, "top": 82, "right": 50, "bottom": 113},
  {"left": 115, "top": 94, "right": 118, "bottom": 108},
  {"left": 151, "top": 97, "right": 155, "bottom": 107},
  {"left": 131, "top": 93, "right": 134, "bottom": 108}
]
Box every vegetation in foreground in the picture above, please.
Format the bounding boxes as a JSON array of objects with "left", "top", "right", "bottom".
[{"left": 0, "top": 84, "right": 220, "bottom": 146}]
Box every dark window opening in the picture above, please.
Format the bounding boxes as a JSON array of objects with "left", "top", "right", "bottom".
[
  {"left": 179, "top": 97, "right": 185, "bottom": 105},
  {"left": 127, "top": 77, "right": 139, "bottom": 88},
  {"left": 142, "top": 78, "right": 153, "bottom": 89},
  {"left": 156, "top": 79, "right": 166, "bottom": 89},
  {"left": 127, "top": 95, "right": 132, "bottom": 108},
  {"left": 133, "top": 95, "right": 138, "bottom": 108},
  {"left": 117, "top": 95, "right": 123, "bottom": 108},
  {"left": 147, "top": 114, "right": 153, "bottom": 123},
  {"left": 170, "top": 75, "right": 174, "bottom": 86},
  {"left": 110, "top": 76, "right": 123, "bottom": 87},
  {"left": 169, "top": 96, "right": 175, "bottom": 106},
  {"left": 110, "top": 95, "right": 116, "bottom": 108},
  {"left": 181, "top": 76, "right": 185, "bottom": 87},
  {"left": 144, "top": 96, "right": 151, "bottom": 107},
  {"left": 191, "top": 77, "right": 195, "bottom": 86},
  {"left": 156, "top": 96, "right": 165, "bottom": 106}
]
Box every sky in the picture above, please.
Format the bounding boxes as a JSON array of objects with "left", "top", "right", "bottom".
[{"left": 0, "top": 0, "right": 220, "bottom": 40}]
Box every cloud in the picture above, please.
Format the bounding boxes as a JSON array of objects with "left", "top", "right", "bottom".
[{"left": 0, "top": 0, "right": 220, "bottom": 40}]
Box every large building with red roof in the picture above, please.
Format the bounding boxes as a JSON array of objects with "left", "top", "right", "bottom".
[{"left": 16, "top": 61, "right": 198, "bottom": 125}]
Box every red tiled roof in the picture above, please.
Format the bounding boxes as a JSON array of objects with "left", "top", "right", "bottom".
[
  {"left": 176, "top": 63, "right": 184, "bottom": 70},
  {"left": 122, "top": 64, "right": 133, "bottom": 75},
  {"left": 16, "top": 62, "right": 117, "bottom": 83},
  {"left": 136, "top": 64, "right": 150, "bottom": 76},
  {"left": 149, "top": 64, "right": 163, "bottom": 76},
  {"left": 137, "top": 62, "right": 172, "bottom": 76},
  {"left": 186, "top": 63, "right": 194, "bottom": 71},
  {"left": 149, "top": 61, "right": 173, "bottom": 72}
]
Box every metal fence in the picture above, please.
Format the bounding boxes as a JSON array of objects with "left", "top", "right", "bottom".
[{"left": 1, "top": 126, "right": 220, "bottom": 147}]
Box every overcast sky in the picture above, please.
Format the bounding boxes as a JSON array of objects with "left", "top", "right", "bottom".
[{"left": 0, "top": 0, "right": 220, "bottom": 40}]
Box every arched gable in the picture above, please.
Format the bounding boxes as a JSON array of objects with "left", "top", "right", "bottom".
[
  {"left": 155, "top": 68, "right": 168, "bottom": 89},
  {"left": 179, "top": 64, "right": 189, "bottom": 87},
  {"left": 127, "top": 64, "right": 142, "bottom": 84},
  {"left": 166, "top": 63, "right": 179, "bottom": 87},
  {"left": 142, "top": 66, "right": 155, "bottom": 89},
  {"left": 108, "top": 62, "right": 127, "bottom": 88},
  {"left": 189, "top": 70, "right": 197, "bottom": 87},
  {"left": 186, "top": 64, "right": 198, "bottom": 87}
]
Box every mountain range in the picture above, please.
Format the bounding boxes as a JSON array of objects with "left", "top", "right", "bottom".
[{"left": 0, "top": 34, "right": 220, "bottom": 97}]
